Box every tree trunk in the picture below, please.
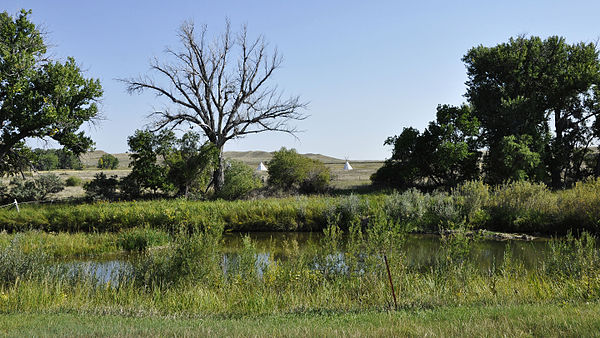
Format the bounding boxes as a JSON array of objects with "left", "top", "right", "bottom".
[
  {"left": 594, "top": 152, "right": 600, "bottom": 178},
  {"left": 213, "top": 148, "right": 225, "bottom": 193},
  {"left": 551, "top": 111, "right": 564, "bottom": 189}
]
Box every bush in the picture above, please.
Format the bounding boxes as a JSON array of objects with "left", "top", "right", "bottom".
[
  {"left": 83, "top": 172, "right": 119, "bottom": 201},
  {"left": 97, "top": 154, "right": 120, "bottom": 169},
  {"left": 452, "top": 180, "right": 490, "bottom": 227},
  {"left": 268, "top": 148, "right": 331, "bottom": 193},
  {"left": 488, "top": 181, "right": 557, "bottom": 232},
  {"left": 557, "top": 178, "right": 600, "bottom": 233},
  {"left": 217, "top": 160, "right": 262, "bottom": 200},
  {"left": 8, "top": 174, "right": 65, "bottom": 201},
  {"left": 324, "top": 194, "right": 370, "bottom": 229},
  {"left": 383, "top": 189, "right": 426, "bottom": 226},
  {"left": 424, "top": 191, "right": 461, "bottom": 229},
  {"left": 131, "top": 222, "right": 224, "bottom": 288},
  {"left": 65, "top": 176, "right": 82, "bottom": 187}
]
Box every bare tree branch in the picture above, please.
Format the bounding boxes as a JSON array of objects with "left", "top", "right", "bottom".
[{"left": 120, "top": 20, "right": 307, "bottom": 190}]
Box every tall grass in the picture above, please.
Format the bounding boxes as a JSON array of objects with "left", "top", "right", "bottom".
[
  {"left": 0, "top": 178, "right": 599, "bottom": 235},
  {"left": 1, "top": 216, "right": 599, "bottom": 317}
]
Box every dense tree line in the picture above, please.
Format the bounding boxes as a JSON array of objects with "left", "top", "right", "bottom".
[
  {"left": 33, "top": 148, "right": 83, "bottom": 171},
  {"left": 373, "top": 36, "right": 600, "bottom": 190}
]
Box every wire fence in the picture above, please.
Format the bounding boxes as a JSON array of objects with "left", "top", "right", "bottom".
[{"left": 0, "top": 199, "right": 58, "bottom": 211}]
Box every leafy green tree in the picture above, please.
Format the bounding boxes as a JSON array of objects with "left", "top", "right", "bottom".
[
  {"left": 0, "top": 10, "right": 102, "bottom": 175},
  {"left": 55, "top": 149, "right": 83, "bottom": 170},
  {"left": 217, "top": 160, "right": 262, "bottom": 200},
  {"left": 97, "top": 154, "right": 119, "bottom": 169},
  {"left": 496, "top": 135, "right": 542, "bottom": 182},
  {"left": 33, "top": 149, "right": 59, "bottom": 171},
  {"left": 123, "top": 130, "right": 218, "bottom": 199},
  {"left": 84, "top": 172, "right": 119, "bottom": 201},
  {"left": 164, "top": 132, "right": 218, "bottom": 198},
  {"left": 463, "top": 36, "right": 600, "bottom": 187},
  {"left": 123, "top": 130, "right": 173, "bottom": 197},
  {"left": 268, "top": 148, "right": 331, "bottom": 193},
  {"left": 372, "top": 105, "right": 480, "bottom": 189}
]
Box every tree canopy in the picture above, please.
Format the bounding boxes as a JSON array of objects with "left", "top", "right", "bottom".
[
  {"left": 0, "top": 10, "right": 102, "bottom": 175},
  {"left": 375, "top": 36, "right": 600, "bottom": 190},
  {"left": 464, "top": 36, "right": 600, "bottom": 187},
  {"left": 372, "top": 104, "right": 480, "bottom": 189}
]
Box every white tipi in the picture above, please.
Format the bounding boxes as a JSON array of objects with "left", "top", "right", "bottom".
[
  {"left": 343, "top": 161, "right": 353, "bottom": 171},
  {"left": 256, "top": 162, "right": 268, "bottom": 171}
]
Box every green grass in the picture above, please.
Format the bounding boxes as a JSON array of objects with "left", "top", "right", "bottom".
[
  {"left": 0, "top": 220, "right": 599, "bottom": 336},
  {"left": 2, "top": 179, "right": 600, "bottom": 235},
  {"left": 0, "top": 230, "right": 118, "bottom": 258},
  {"left": 0, "top": 303, "right": 599, "bottom": 336}
]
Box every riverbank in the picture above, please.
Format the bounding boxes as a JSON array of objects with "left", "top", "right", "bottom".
[
  {"left": 2, "top": 302, "right": 599, "bottom": 336},
  {"left": 1, "top": 179, "right": 599, "bottom": 235}
]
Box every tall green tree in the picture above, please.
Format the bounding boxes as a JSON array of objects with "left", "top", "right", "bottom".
[
  {"left": 0, "top": 10, "right": 102, "bottom": 175},
  {"left": 463, "top": 36, "right": 600, "bottom": 187},
  {"left": 372, "top": 105, "right": 481, "bottom": 189},
  {"left": 123, "top": 130, "right": 173, "bottom": 197}
]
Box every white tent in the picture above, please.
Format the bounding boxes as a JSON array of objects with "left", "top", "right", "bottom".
[
  {"left": 256, "top": 162, "right": 268, "bottom": 171},
  {"left": 343, "top": 161, "right": 353, "bottom": 171}
]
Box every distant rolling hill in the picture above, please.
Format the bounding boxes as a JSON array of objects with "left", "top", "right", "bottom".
[{"left": 80, "top": 150, "right": 347, "bottom": 169}]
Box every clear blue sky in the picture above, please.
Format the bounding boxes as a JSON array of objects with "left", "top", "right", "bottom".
[{"left": 6, "top": 0, "right": 600, "bottom": 160}]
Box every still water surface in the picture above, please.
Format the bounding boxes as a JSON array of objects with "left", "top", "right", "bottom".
[{"left": 62, "top": 232, "right": 550, "bottom": 284}]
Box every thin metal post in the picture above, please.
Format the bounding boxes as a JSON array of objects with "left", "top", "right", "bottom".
[{"left": 384, "top": 254, "right": 397, "bottom": 310}]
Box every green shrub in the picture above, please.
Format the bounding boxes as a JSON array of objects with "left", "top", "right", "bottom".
[
  {"left": 131, "top": 221, "right": 224, "bottom": 288},
  {"left": 324, "top": 194, "right": 370, "bottom": 229},
  {"left": 488, "top": 181, "right": 557, "bottom": 232},
  {"left": 83, "top": 172, "right": 119, "bottom": 201},
  {"left": 383, "top": 189, "right": 426, "bottom": 227},
  {"left": 452, "top": 180, "right": 490, "bottom": 227},
  {"left": 544, "top": 232, "right": 599, "bottom": 278},
  {"left": 424, "top": 191, "right": 461, "bottom": 229},
  {"left": 65, "top": 176, "right": 82, "bottom": 187},
  {"left": 217, "top": 160, "right": 262, "bottom": 200},
  {"left": 8, "top": 174, "right": 64, "bottom": 201},
  {"left": 117, "top": 227, "right": 170, "bottom": 252},
  {"left": 557, "top": 178, "right": 600, "bottom": 233},
  {"left": 267, "top": 147, "right": 331, "bottom": 193}
]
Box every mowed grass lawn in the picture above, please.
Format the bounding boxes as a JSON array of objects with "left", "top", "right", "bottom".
[{"left": 1, "top": 303, "right": 598, "bottom": 336}]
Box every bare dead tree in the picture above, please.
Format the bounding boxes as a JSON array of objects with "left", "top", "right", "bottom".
[{"left": 122, "top": 21, "right": 307, "bottom": 191}]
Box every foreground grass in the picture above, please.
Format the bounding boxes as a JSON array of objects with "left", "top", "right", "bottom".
[{"left": 1, "top": 303, "right": 599, "bottom": 336}]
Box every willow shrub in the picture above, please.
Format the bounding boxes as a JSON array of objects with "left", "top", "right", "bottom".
[{"left": 1, "top": 179, "right": 600, "bottom": 235}]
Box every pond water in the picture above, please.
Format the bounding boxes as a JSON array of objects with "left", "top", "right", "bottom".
[{"left": 60, "top": 232, "right": 550, "bottom": 285}]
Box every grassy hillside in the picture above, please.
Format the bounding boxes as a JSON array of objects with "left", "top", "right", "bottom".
[
  {"left": 22, "top": 150, "right": 383, "bottom": 198},
  {"left": 80, "top": 151, "right": 131, "bottom": 169},
  {"left": 80, "top": 150, "right": 354, "bottom": 168}
]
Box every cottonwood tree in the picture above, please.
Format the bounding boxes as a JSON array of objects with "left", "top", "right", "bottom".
[
  {"left": 0, "top": 10, "right": 102, "bottom": 175},
  {"left": 464, "top": 36, "right": 600, "bottom": 188},
  {"left": 123, "top": 21, "right": 306, "bottom": 192}
]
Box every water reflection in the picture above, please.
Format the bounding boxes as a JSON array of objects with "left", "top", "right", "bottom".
[{"left": 56, "top": 233, "right": 549, "bottom": 285}]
